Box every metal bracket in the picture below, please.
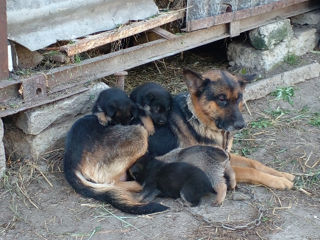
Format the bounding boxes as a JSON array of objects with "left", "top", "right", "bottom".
[
  {"left": 21, "top": 74, "right": 47, "bottom": 102},
  {"left": 229, "top": 21, "right": 240, "bottom": 37}
]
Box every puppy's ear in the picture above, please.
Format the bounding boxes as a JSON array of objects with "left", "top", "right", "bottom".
[
  {"left": 131, "top": 102, "right": 139, "bottom": 119},
  {"left": 183, "top": 68, "right": 205, "bottom": 95},
  {"left": 145, "top": 92, "right": 154, "bottom": 105},
  {"left": 239, "top": 74, "right": 256, "bottom": 89},
  {"left": 210, "top": 147, "right": 229, "bottom": 162},
  {"left": 106, "top": 104, "right": 116, "bottom": 118}
]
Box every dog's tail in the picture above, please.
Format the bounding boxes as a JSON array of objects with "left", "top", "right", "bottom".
[{"left": 65, "top": 168, "right": 169, "bottom": 215}]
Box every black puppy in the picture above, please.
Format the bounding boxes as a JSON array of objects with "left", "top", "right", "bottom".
[
  {"left": 92, "top": 88, "right": 138, "bottom": 126},
  {"left": 130, "top": 83, "right": 172, "bottom": 126},
  {"left": 130, "top": 154, "right": 213, "bottom": 207}
]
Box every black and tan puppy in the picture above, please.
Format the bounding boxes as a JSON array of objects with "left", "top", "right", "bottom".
[
  {"left": 64, "top": 89, "right": 168, "bottom": 215},
  {"left": 130, "top": 145, "right": 232, "bottom": 205},
  {"left": 64, "top": 116, "right": 169, "bottom": 215},
  {"left": 92, "top": 88, "right": 138, "bottom": 126},
  {"left": 130, "top": 154, "right": 213, "bottom": 207},
  {"left": 130, "top": 83, "right": 172, "bottom": 133}
]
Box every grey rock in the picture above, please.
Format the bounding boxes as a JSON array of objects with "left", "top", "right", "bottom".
[
  {"left": 15, "top": 82, "right": 109, "bottom": 135},
  {"left": 249, "top": 19, "right": 293, "bottom": 50},
  {"left": 228, "top": 38, "right": 290, "bottom": 72},
  {"left": 289, "top": 27, "right": 319, "bottom": 56},
  {"left": 228, "top": 26, "right": 319, "bottom": 72},
  {"left": 4, "top": 117, "right": 81, "bottom": 160},
  {"left": 291, "top": 9, "right": 320, "bottom": 29}
]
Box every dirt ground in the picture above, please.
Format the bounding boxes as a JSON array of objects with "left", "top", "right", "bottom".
[{"left": 0, "top": 44, "right": 319, "bottom": 240}]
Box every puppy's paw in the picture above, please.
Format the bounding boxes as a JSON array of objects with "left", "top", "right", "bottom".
[
  {"left": 140, "top": 116, "right": 155, "bottom": 135},
  {"left": 95, "top": 112, "right": 109, "bottom": 126}
]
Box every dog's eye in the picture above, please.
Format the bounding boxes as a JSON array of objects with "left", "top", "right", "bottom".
[
  {"left": 216, "top": 94, "right": 228, "bottom": 106},
  {"left": 236, "top": 93, "right": 243, "bottom": 102}
]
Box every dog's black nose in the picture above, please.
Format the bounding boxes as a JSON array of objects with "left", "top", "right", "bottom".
[{"left": 234, "top": 121, "right": 246, "bottom": 130}]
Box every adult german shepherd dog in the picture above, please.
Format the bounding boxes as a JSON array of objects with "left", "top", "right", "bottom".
[{"left": 147, "top": 69, "right": 295, "bottom": 189}]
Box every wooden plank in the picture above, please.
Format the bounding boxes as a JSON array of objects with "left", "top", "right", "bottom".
[
  {"left": 0, "top": 0, "right": 8, "bottom": 81},
  {"left": 150, "top": 27, "right": 178, "bottom": 40},
  {"left": 60, "top": 10, "right": 185, "bottom": 56}
]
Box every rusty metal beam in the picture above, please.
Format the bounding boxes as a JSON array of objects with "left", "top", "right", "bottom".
[
  {"left": 0, "top": 0, "right": 319, "bottom": 117},
  {"left": 0, "top": 0, "right": 9, "bottom": 81},
  {"left": 60, "top": 10, "right": 185, "bottom": 56},
  {"left": 150, "top": 27, "right": 178, "bottom": 40},
  {"left": 187, "top": 0, "right": 311, "bottom": 31}
]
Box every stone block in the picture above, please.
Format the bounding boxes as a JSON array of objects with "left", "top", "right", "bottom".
[
  {"left": 291, "top": 10, "right": 320, "bottom": 29},
  {"left": 244, "top": 63, "right": 320, "bottom": 101},
  {"left": 4, "top": 119, "right": 79, "bottom": 160},
  {"left": 228, "top": 25, "right": 319, "bottom": 72},
  {"left": 249, "top": 19, "right": 293, "bottom": 50},
  {"left": 227, "top": 38, "right": 290, "bottom": 72},
  {"left": 15, "top": 82, "right": 109, "bottom": 135},
  {"left": 4, "top": 82, "right": 110, "bottom": 160},
  {"left": 289, "top": 27, "right": 319, "bottom": 56},
  {"left": 0, "top": 119, "right": 6, "bottom": 178}
]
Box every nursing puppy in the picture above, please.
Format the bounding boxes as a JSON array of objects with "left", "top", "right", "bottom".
[
  {"left": 130, "top": 145, "right": 232, "bottom": 205},
  {"left": 64, "top": 89, "right": 168, "bottom": 214},
  {"left": 130, "top": 83, "right": 172, "bottom": 134}
]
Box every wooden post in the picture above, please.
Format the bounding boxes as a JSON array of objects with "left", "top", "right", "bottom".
[
  {"left": 0, "top": 0, "right": 8, "bottom": 81},
  {"left": 114, "top": 71, "right": 128, "bottom": 90}
]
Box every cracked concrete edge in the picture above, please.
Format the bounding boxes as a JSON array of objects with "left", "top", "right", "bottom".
[
  {"left": 0, "top": 119, "right": 5, "bottom": 178},
  {"left": 244, "top": 62, "right": 320, "bottom": 102}
]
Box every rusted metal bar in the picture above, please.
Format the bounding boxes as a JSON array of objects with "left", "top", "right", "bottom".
[
  {"left": 150, "top": 27, "right": 178, "bottom": 40},
  {"left": 229, "top": 21, "right": 240, "bottom": 37},
  {"left": 186, "top": 0, "right": 311, "bottom": 31},
  {"left": 0, "top": 0, "right": 318, "bottom": 117},
  {"left": 0, "top": 0, "right": 9, "bottom": 81},
  {"left": 60, "top": 10, "right": 185, "bottom": 56}
]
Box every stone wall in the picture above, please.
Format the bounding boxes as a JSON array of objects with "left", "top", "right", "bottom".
[
  {"left": 228, "top": 13, "right": 320, "bottom": 72},
  {"left": 3, "top": 82, "right": 109, "bottom": 160}
]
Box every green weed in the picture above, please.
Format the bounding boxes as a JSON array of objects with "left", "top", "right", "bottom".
[
  {"left": 249, "top": 118, "right": 273, "bottom": 128},
  {"left": 271, "top": 86, "right": 295, "bottom": 105},
  {"left": 267, "top": 107, "right": 290, "bottom": 118},
  {"left": 74, "top": 54, "right": 81, "bottom": 63},
  {"left": 284, "top": 54, "right": 300, "bottom": 65},
  {"left": 309, "top": 113, "right": 320, "bottom": 127}
]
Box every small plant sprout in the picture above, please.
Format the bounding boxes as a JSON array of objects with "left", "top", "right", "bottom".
[{"left": 271, "top": 86, "right": 295, "bottom": 105}]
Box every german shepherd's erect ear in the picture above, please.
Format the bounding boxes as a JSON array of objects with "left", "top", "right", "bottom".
[
  {"left": 183, "top": 68, "right": 208, "bottom": 95},
  {"left": 239, "top": 74, "right": 256, "bottom": 89}
]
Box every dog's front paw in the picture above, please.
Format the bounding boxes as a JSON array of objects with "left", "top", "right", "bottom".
[
  {"left": 271, "top": 177, "right": 294, "bottom": 190},
  {"left": 281, "top": 172, "right": 295, "bottom": 181}
]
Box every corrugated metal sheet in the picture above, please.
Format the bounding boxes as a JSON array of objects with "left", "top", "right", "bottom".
[{"left": 7, "top": 0, "right": 159, "bottom": 51}]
